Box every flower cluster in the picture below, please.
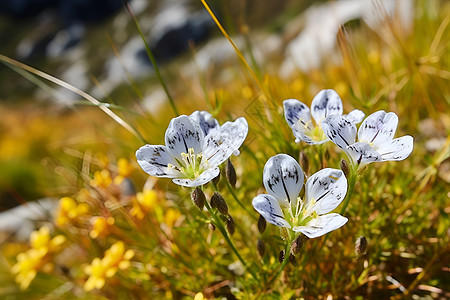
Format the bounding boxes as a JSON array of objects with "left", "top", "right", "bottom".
[
  {"left": 11, "top": 226, "right": 66, "bottom": 290},
  {"left": 84, "top": 241, "right": 135, "bottom": 291},
  {"left": 253, "top": 154, "right": 348, "bottom": 238},
  {"left": 136, "top": 111, "right": 248, "bottom": 187}
]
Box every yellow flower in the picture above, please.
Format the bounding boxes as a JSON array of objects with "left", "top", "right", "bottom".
[
  {"left": 12, "top": 226, "right": 65, "bottom": 290},
  {"left": 84, "top": 241, "right": 135, "bottom": 291},
  {"left": 164, "top": 208, "right": 181, "bottom": 228},
  {"left": 30, "top": 226, "right": 65, "bottom": 253},
  {"left": 90, "top": 216, "right": 115, "bottom": 239},
  {"left": 114, "top": 158, "right": 134, "bottom": 185},
  {"left": 91, "top": 169, "right": 112, "bottom": 188},
  {"left": 194, "top": 292, "right": 205, "bottom": 300},
  {"left": 130, "top": 189, "right": 158, "bottom": 220},
  {"left": 11, "top": 248, "right": 47, "bottom": 290},
  {"left": 55, "top": 197, "right": 90, "bottom": 226}
]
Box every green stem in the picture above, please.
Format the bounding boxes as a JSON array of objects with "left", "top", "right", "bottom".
[
  {"left": 224, "top": 179, "right": 258, "bottom": 221},
  {"left": 204, "top": 201, "right": 258, "bottom": 280},
  {"left": 340, "top": 165, "right": 358, "bottom": 216},
  {"left": 266, "top": 238, "right": 292, "bottom": 287}
]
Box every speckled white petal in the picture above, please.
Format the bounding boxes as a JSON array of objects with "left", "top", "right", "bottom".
[
  {"left": 263, "top": 154, "right": 304, "bottom": 208},
  {"left": 346, "top": 142, "right": 382, "bottom": 166},
  {"left": 305, "top": 168, "right": 347, "bottom": 215},
  {"left": 344, "top": 109, "right": 365, "bottom": 124},
  {"left": 310, "top": 89, "right": 343, "bottom": 124},
  {"left": 293, "top": 213, "right": 347, "bottom": 238},
  {"left": 165, "top": 115, "right": 205, "bottom": 159},
  {"left": 358, "top": 111, "right": 398, "bottom": 146},
  {"left": 376, "top": 135, "right": 414, "bottom": 161},
  {"left": 136, "top": 145, "right": 180, "bottom": 178},
  {"left": 189, "top": 111, "right": 220, "bottom": 136},
  {"left": 283, "top": 99, "right": 311, "bottom": 128},
  {"left": 219, "top": 117, "right": 248, "bottom": 156},
  {"left": 202, "top": 130, "right": 236, "bottom": 168},
  {"left": 252, "top": 194, "right": 291, "bottom": 228},
  {"left": 172, "top": 167, "right": 220, "bottom": 187},
  {"left": 322, "top": 115, "right": 357, "bottom": 150}
]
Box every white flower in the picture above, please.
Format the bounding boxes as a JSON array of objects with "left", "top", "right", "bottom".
[
  {"left": 252, "top": 154, "right": 348, "bottom": 238},
  {"left": 190, "top": 110, "right": 245, "bottom": 156},
  {"left": 283, "top": 89, "right": 365, "bottom": 144},
  {"left": 321, "top": 110, "right": 414, "bottom": 168},
  {"left": 136, "top": 114, "right": 248, "bottom": 187}
]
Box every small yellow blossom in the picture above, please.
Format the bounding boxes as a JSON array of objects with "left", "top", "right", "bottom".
[
  {"left": 114, "top": 158, "right": 134, "bottom": 185},
  {"left": 194, "top": 292, "right": 205, "bottom": 300},
  {"left": 30, "top": 226, "right": 66, "bottom": 253},
  {"left": 91, "top": 169, "right": 112, "bottom": 188},
  {"left": 130, "top": 189, "right": 158, "bottom": 220},
  {"left": 55, "top": 197, "right": 90, "bottom": 226},
  {"left": 11, "top": 248, "right": 47, "bottom": 290},
  {"left": 90, "top": 216, "right": 115, "bottom": 239},
  {"left": 164, "top": 208, "right": 181, "bottom": 228},
  {"left": 84, "top": 241, "right": 135, "bottom": 291},
  {"left": 12, "top": 226, "right": 65, "bottom": 290}
]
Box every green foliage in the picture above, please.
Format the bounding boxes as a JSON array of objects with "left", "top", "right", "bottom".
[{"left": 0, "top": 0, "right": 449, "bottom": 299}]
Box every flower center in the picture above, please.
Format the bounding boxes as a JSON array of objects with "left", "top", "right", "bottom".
[
  {"left": 288, "top": 197, "right": 319, "bottom": 227},
  {"left": 170, "top": 148, "right": 208, "bottom": 180}
]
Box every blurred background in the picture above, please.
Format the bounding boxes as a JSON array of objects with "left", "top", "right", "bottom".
[{"left": 0, "top": 0, "right": 449, "bottom": 298}]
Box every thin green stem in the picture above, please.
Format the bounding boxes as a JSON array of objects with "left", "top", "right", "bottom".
[
  {"left": 266, "top": 238, "right": 293, "bottom": 287},
  {"left": 125, "top": 4, "right": 179, "bottom": 116},
  {"left": 340, "top": 165, "right": 358, "bottom": 216}
]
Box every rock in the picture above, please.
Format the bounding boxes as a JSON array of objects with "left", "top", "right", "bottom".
[
  {"left": 280, "top": 0, "right": 413, "bottom": 76},
  {"left": 0, "top": 198, "right": 57, "bottom": 242}
]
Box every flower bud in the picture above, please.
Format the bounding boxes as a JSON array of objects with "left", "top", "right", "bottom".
[
  {"left": 226, "top": 215, "right": 235, "bottom": 236},
  {"left": 212, "top": 170, "right": 221, "bottom": 185},
  {"left": 278, "top": 249, "right": 285, "bottom": 263},
  {"left": 225, "top": 159, "right": 237, "bottom": 188},
  {"left": 299, "top": 151, "right": 309, "bottom": 174},
  {"left": 355, "top": 236, "right": 368, "bottom": 257},
  {"left": 289, "top": 253, "right": 296, "bottom": 265},
  {"left": 340, "top": 159, "right": 350, "bottom": 178},
  {"left": 211, "top": 192, "right": 228, "bottom": 215},
  {"left": 208, "top": 223, "right": 216, "bottom": 231},
  {"left": 257, "top": 239, "right": 265, "bottom": 257},
  {"left": 290, "top": 234, "right": 307, "bottom": 255},
  {"left": 191, "top": 187, "right": 205, "bottom": 210},
  {"left": 257, "top": 215, "right": 267, "bottom": 234}
]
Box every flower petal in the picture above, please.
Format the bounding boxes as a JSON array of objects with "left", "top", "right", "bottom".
[
  {"left": 283, "top": 99, "right": 311, "bottom": 128},
  {"left": 218, "top": 117, "right": 249, "bottom": 156},
  {"left": 165, "top": 115, "right": 204, "bottom": 159},
  {"left": 252, "top": 194, "right": 291, "bottom": 228},
  {"left": 358, "top": 111, "right": 398, "bottom": 145},
  {"left": 172, "top": 167, "right": 220, "bottom": 187},
  {"left": 263, "top": 154, "right": 304, "bottom": 208},
  {"left": 189, "top": 111, "right": 219, "bottom": 136},
  {"left": 202, "top": 132, "right": 237, "bottom": 168},
  {"left": 344, "top": 109, "right": 365, "bottom": 124},
  {"left": 376, "top": 135, "right": 414, "bottom": 161},
  {"left": 305, "top": 168, "right": 347, "bottom": 215},
  {"left": 346, "top": 142, "right": 382, "bottom": 166},
  {"left": 293, "top": 213, "right": 347, "bottom": 238},
  {"left": 311, "top": 89, "right": 343, "bottom": 123},
  {"left": 136, "top": 145, "right": 180, "bottom": 178},
  {"left": 283, "top": 99, "right": 316, "bottom": 143},
  {"left": 322, "top": 115, "right": 357, "bottom": 150}
]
